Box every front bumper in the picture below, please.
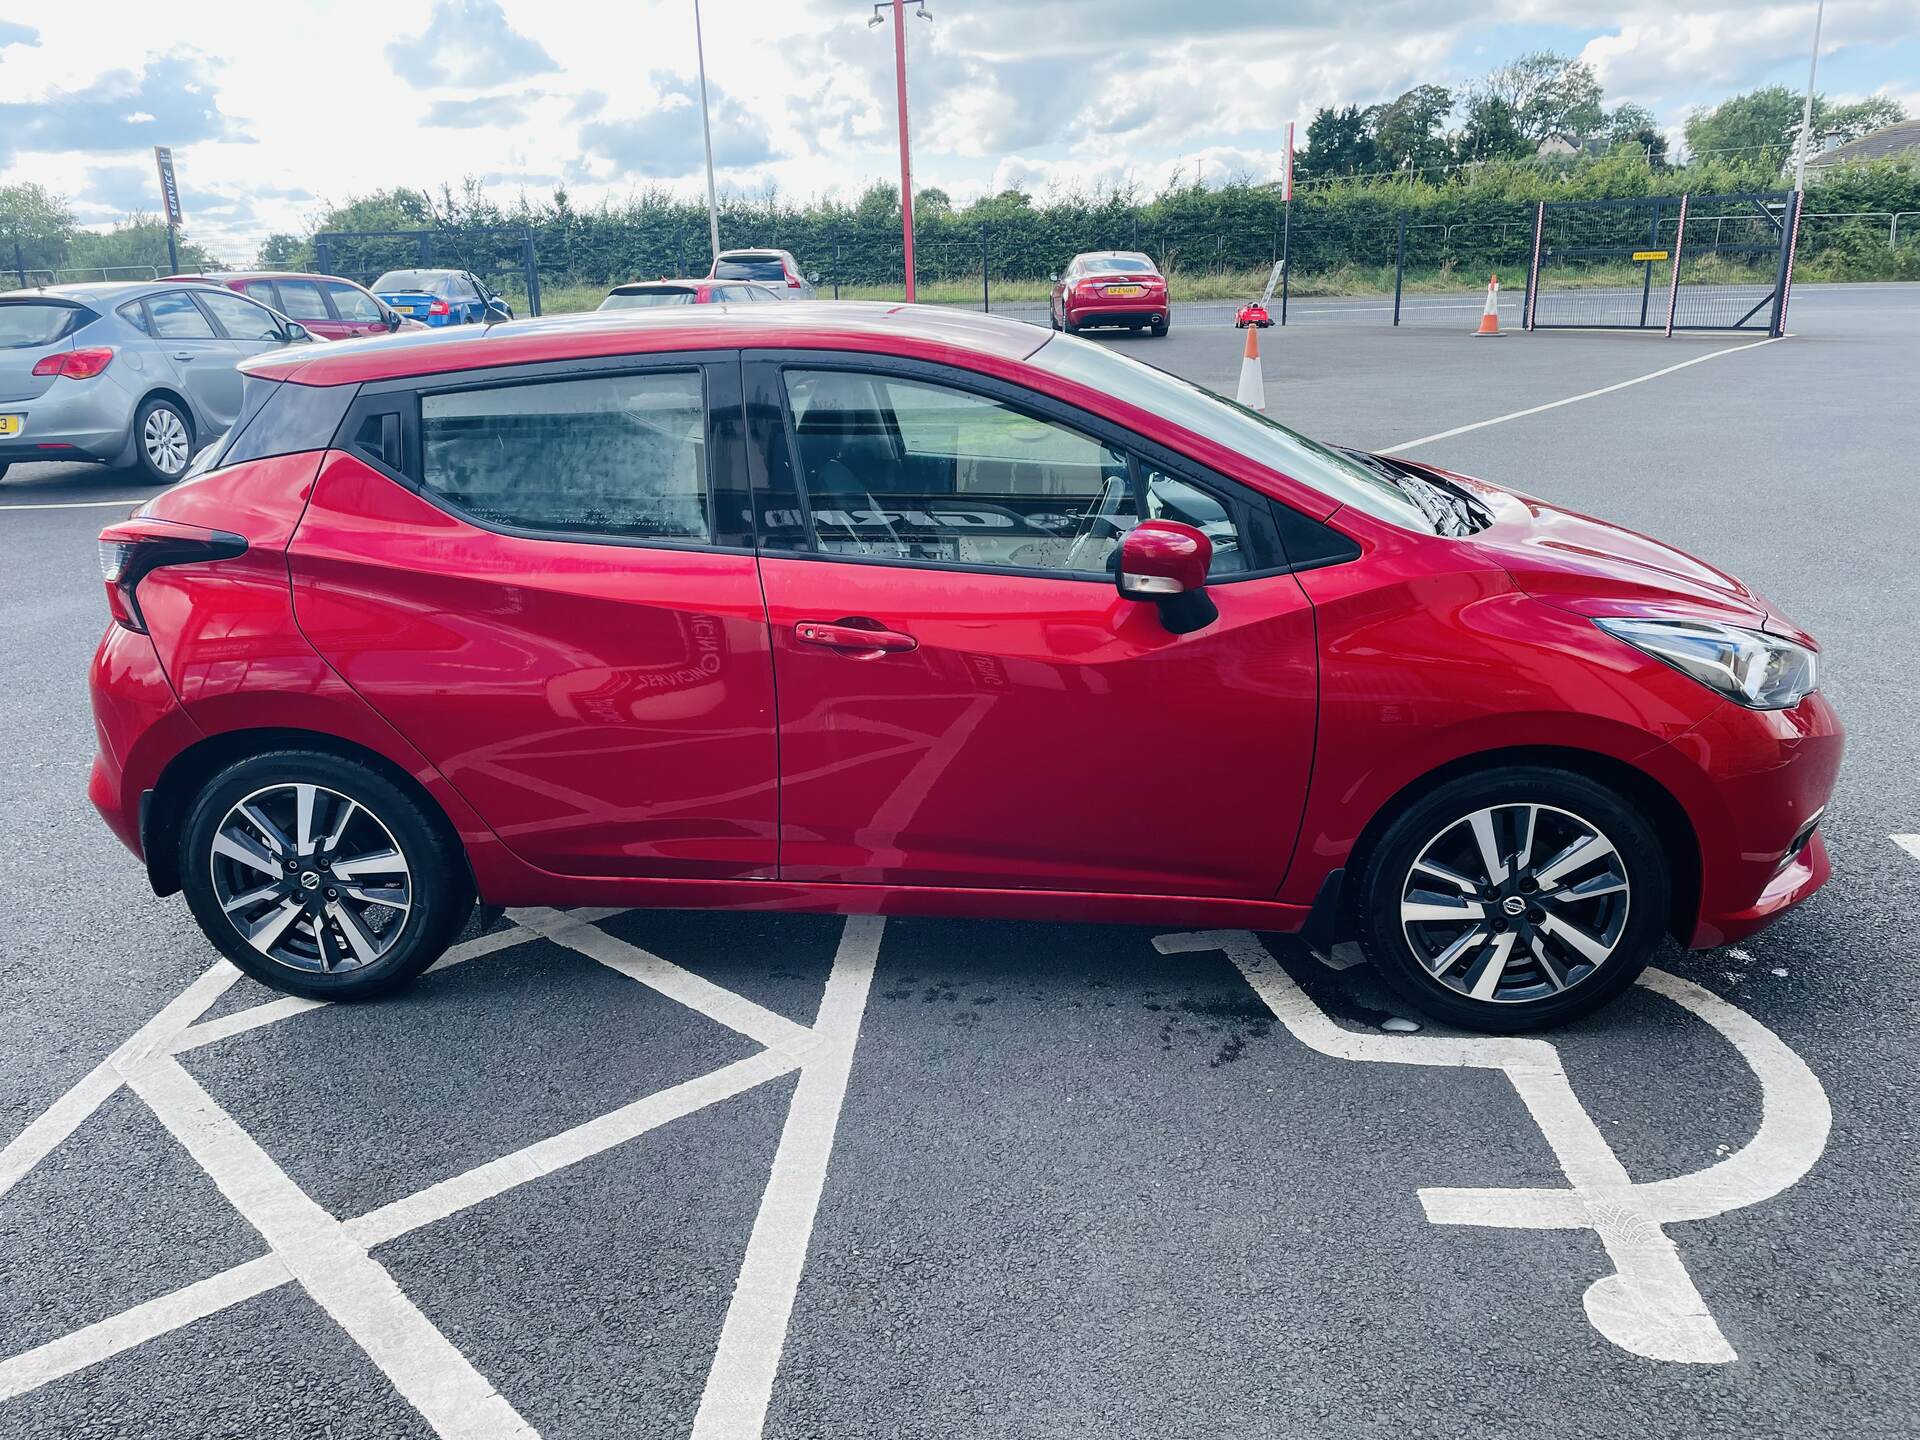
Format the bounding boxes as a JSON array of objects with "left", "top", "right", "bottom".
[{"left": 1648, "top": 689, "right": 1845, "bottom": 948}]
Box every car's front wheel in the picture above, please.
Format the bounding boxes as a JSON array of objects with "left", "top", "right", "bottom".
[
  {"left": 1354, "top": 767, "right": 1670, "bottom": 1032},
  {"left": 179, "top": 751, "right": 472, "bottom": 1000}
]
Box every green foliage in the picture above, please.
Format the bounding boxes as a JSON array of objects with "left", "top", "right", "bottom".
[
  {"left": 64, "top": 214, "right": 219, "bottom": 277},
  {"left": 1472, "top": 52, "right": 1605, "bottom": 142},
  {"left": 0, "top": 182, "right": 77, "bottom": 273},
  {"left": 1686, "top": 87, "right": 1909, "bottom": 170},
  {"left": 1296, "top": 105, "right": 1377, "bottom": 181},
  {"left": 1373, "top": 85, "right": 1455, "bottom": 173},
  {"left": 1455, "top": 96, "right": 1532, "bottom": 164}
]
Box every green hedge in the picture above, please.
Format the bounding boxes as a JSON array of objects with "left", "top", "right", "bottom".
[{"left": 292, "top": 152, "right": 1920, "bottom": 294}]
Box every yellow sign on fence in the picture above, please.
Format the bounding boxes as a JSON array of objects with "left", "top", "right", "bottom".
[{"left": 1632, "top": 250, "right": 1670, "bottom": 262}]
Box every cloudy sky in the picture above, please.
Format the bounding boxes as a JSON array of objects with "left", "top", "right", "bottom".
[{"left": 1, "top": 0, "right": 1916, "bottom": 263}]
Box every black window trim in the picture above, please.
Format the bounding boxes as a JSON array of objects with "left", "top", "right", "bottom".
[
  {"left": 336, "top": 350, "right": 753, "bottom": 556},
  {"left": 745, "top": 349, "right": 1311, "bottom": 587}
]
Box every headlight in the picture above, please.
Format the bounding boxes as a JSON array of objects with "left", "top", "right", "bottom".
[{"left": 1596, "top": 617, "right": 1818, "bottom": 710}]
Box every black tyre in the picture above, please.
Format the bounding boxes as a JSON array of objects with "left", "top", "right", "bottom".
[
  {"left": 1062, "top": 311, "right": 1080, "bottom": 335},
  {"left": 1049, "top": 301, "right": 1062, "bottom": 332},
  {"left": 131, "top": 395, "right": 194, "bottom": 484},
  {"left": 1353, "top": 766, "right": 1669, "bottom": 1033},
  {"left": 180, "top": 750, "right": 473, "bottom": 1000},
  {"left": 1150, "top": 316, "right": 1170, "bottom": 337}
]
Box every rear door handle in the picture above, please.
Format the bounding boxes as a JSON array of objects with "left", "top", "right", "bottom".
[{"left": 794, "top": 620, "right": 918, "bottom": 655}]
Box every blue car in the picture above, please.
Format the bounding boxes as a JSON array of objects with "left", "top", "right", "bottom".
[{"left": 369, "top": 269, "right": 513, "bottom": 327}]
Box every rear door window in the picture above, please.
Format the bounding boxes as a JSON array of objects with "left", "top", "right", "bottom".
[{"left": 419, "top": 370, "right": 711, "bottom": 543}]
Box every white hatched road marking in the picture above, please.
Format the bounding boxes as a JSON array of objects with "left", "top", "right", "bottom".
[
  {"left": 1892, "top": 834, "right": 1920, "bottom": 864},
  {"left": 1157, "top": 930, "right": 1830, "bottom": 1364},
  {"left": 0, "top": 907, "right": 885, "bottom": 1440}
]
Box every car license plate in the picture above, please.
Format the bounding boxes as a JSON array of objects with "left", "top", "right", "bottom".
[
  {"left": 0, "top": 415, "right": 20, "bottom": 437},
  {"left": 1105, "top": 284, "right": 1145, "bottom": 296}
]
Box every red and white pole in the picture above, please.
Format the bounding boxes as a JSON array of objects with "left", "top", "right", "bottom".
[{"left": 892, "top": 0, "right": 917, "bottom": 302}]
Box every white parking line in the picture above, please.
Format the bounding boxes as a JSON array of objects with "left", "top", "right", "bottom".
[
  {"left": 1, "top": 908, "right": 885, "bottom": 1438},
  {"left": 1157, "top": 930, "right": 1830, "bottom": 1365},
  {"left": 1380, "top": 335, "right": 1784, "bottom": 454},
  {"left": 1892, "top": 834, "right": 1920, "bottom": 864},
  {"left": 691, "top": 916, "right": 884, "bottom": 1440}
]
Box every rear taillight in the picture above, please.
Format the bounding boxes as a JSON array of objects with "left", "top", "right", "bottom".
[
  {"left": 787, "top": 276, "right": 802, "bottom": 288},
  {"left": 96, "top": 520, "right": 247, "bottom": 633},
  {"left": 33, "top": 347, "right": 115, "bottom": 380},
  {"left": 428, "top": 299, "right": 450, "bottom": 316}
]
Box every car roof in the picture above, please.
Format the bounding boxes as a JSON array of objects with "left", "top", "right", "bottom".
[
  {"left": 609, "top": 279, "right": 710, "bottom": 289},
  {"left": 165, "top": 271, "right": 357, "bottom": 286},
  {"left": 1, "top": 279, "right": 191, "bottom": 304},
  {"left": 244, "top": 302, "right": 1049, "bottom": 386}
]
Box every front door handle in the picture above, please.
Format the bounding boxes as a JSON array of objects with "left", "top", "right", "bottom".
[
  {"left": 171, "top": 351, "right": 196, "bottom": 361},
  {"left": 794, "top": 619, "right": 918, "bottom": 655}
]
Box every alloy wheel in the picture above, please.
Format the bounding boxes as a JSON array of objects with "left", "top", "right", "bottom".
[
  {"left": 1399, "top": 803, "right": 1631, "bottom": 1005},
  {"left": 143, "top": 408, "right": 191, "bottom": 476},
  {"left": 208, "top": 782, "right": 413, "bottom": 974}
]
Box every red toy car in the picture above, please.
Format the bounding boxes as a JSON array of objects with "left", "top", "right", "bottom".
[
  {"left": 1050, "top": 251, "right": 1169, "bottom": 336},
  {"left": 89, "top": 305, "right": 1840, "bottom": 1031},
  {"left": 1236, "top": 301, "right": 1273, "bottom": 328},
  {"left": 166, "top": 272, "right": 421, "bottom": 340}
]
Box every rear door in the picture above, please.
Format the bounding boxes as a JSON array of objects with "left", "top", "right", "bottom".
[
  {"left": 271, "top": 278, "right": 345, "bottom": 339},
  {"left": 743, "top": 353, "right": 1319, "bottom": 897},
  {"left": 290, "top": 352, "right": 779, "bottom": 879}
]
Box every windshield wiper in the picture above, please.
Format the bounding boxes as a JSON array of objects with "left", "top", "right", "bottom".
[{"left": 1340, "top": 449, "right": 1482, "bottom": 537}]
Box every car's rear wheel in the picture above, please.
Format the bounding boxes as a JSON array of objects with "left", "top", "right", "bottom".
[
  {"left": 132, "top": 396, "right": 194, "bottom": 484},
  {"left": 1150, "top": 316, "right": 1170, "bottom": 337},
  {"left": 1353, "top": 767, "right": 1669, "bottom": 1033},
  {"left": 179, "top": 751, "right": 472, "bottom": 1000},
  {"left": 1062, "top": 310, "right": 1080, "bottom": 335}
]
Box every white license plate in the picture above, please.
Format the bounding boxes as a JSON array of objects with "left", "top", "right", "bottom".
[
  {"left": 0, "top": 415, "right": 21, "bottom": 437},
  {"left": 1105, "top": 284, "right": 1145, "bottom": 297}
]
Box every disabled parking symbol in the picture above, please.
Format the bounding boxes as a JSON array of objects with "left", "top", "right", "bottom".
[{"left": 1157, "top": 930, "right": 1832, "bottom": 1364}]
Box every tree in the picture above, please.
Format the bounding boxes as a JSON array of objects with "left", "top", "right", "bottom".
[
  {"left": 1473, "top": 51, "right": 1605, "bottom": 142},
  {"left": 1295, "top": 105, "right": 1377, "bottom": 181},
  {"left": 1454, "top": 95, "right": 1533, "bottom": 163},
  {"left": 0, "top": 182, "right": 77, "bottom": 274},
  {"left": 1372, "top": 85, "right": 1455, "bottom": 175},
  {"left": 1603, "top": 102, "right": 1668, "bottom": 167},
  {"left": 66, "top": 214, "right": 220, "bottom": 276},
  {"left": 1687, "top": 87, "right": 1908, "bottom": 171},
  {"left": 914, "top": 186, "right": 951, "bottom": 215}
]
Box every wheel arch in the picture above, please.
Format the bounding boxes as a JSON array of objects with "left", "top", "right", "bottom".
[
  {"left": 1326, "top": 744, "right": 1702, "bottom": 945},
  {"left": 144, "top": 727, "right": 471, "bottom": 897}
]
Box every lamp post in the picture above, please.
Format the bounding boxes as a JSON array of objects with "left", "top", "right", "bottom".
[
  {"left": 1794, "top": 0, "right": 1826, "bottom": 193},
  {"left": 694, "top": 0, "right": 723, "bottom": 266},
  {"left": 870, "top": 2, "right": 930, "bottom": 301}
]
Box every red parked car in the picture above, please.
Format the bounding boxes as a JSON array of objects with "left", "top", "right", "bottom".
[
  {"left": 88, "top": 305, "right": 1840, "bottom": 1031},
  {"left": 1051, "top": 251, "right": 1170, "bottom": 336},
  {"left": 167, "top": 272, "right": 421, "bottom": 340}
]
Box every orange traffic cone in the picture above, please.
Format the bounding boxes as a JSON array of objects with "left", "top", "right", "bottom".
[
  {"left": 1235, "top": 321, "right": 1266, "bottom": 410},
  {"left": 1474, "top": 274, "right": 1503, "bottom": 336}
]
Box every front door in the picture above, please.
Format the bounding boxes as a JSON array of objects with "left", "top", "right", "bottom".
[
  {"left": 291, "top": 355, "right": 778, "bottom": 879},
  {"left": 746, "top": 355, "right": 1318, "bottom": 899}
]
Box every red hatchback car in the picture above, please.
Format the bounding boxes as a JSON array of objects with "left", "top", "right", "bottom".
[
  {"left": 88, "top": 305, "right": 1840, "bottom": 1031},
  {"left": 1051, "top": 251, "right": 1170, "bottom": 336},
  {"left": 168, "top": 272, "right": 419, "bottom": 340}
]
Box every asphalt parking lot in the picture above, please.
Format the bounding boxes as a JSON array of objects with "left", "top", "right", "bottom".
[{"left": 3, "top": 283, "right": 1918, "bottom": 1439}]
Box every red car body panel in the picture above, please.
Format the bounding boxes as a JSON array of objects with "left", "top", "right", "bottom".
[
  {"left": 759, "top": 556, "right": 1317, "bottom": 895},
  {"left": 91, "top": 306, "right": 1842, "bottom": 954}
]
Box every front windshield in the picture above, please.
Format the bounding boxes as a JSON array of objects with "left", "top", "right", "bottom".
[{"left": 1029, "top": 333, "right": 1434, "bottom": 532}]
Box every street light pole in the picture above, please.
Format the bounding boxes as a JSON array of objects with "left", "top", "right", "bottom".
[
  {"left": 1794, "top": 0, "right": 1826, "bottom": 193},
  {"left": 694, "top": 0, "right": 722, "bottom": 266},
  {"left": 871, "top": 2, "right": 927, "bottom": 302}
]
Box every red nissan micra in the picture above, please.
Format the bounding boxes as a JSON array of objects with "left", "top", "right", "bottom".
[{"left": 88, "top": 305, "right": 1841, "bottom": 1031}]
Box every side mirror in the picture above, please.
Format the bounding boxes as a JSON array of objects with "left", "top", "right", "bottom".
[
  {"left": 1049, "top": 272, "right": 1061, "bottom": 283},
  {"left": 1116, "top": 520, "right": 1217, "bottom": 634},
  {"left": 807, "top": 272, "right": 821, "bottom": 285},
  {"left": 485, "top": 297, "right": 512, "bottom": 320},
  {"left": 383, "top": 309, "right": 403, "bottom": 332},
  {"left": 282, "top": 321, "right": 314, "bottom": 345}
]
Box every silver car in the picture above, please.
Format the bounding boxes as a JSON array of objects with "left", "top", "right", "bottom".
[
  {"left": 0, "top": 280, "right": 319, "bottom": 485},
  {"left": 709, "top": 248, "right": 819, "bottom": 300}
]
